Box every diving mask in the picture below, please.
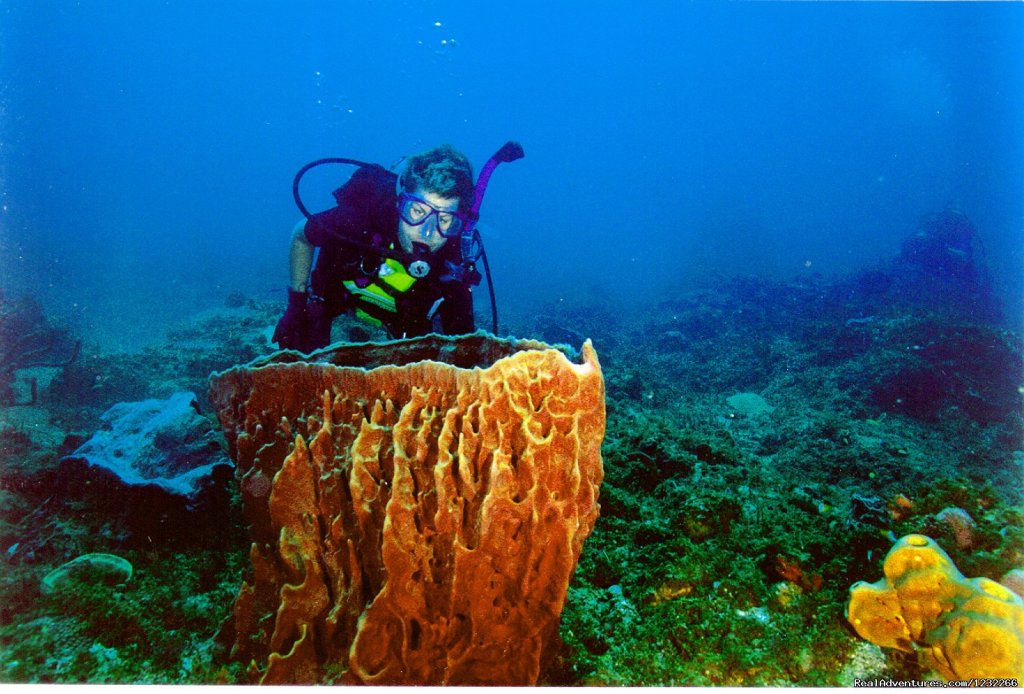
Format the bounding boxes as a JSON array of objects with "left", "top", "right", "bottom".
[{"left": 397, "top": 192, "right": 465, "bottom": 238}]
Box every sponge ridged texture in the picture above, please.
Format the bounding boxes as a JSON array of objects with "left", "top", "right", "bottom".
[{"left": 210, "top": 337, "right": 605, "bottom": 685}]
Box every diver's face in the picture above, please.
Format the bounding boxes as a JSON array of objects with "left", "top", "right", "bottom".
[{"left": 397, "top": 188, "right": 459, "bottom": 254}]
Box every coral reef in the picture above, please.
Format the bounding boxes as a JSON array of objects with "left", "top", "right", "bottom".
[
  {"left": 520, "top": 271, "right": 1023, "bottom": 686},
  {"left": 847, "top": 534, "right": 1024, "bottom": 680},
  {"left": 208, "top": 333, "right": 605, "bottom": 684},
  {"left": 0, "top": 297, "right": 271, "bottom": 684},
  {"left": 2, "top": 268, "right": 1021, "bottom": 686}
]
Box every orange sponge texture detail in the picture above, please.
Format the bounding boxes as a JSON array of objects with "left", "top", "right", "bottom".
[
  {"left": 210, "top": 338, "right": 605, "bottom": 685},
  {"left": 847, "top": 534, "right": 1024, "bottom": 681}
]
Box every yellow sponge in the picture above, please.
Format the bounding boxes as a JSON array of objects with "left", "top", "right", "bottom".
[{"left": 847, "top": 534, "right": 1024, "bottom": 681}]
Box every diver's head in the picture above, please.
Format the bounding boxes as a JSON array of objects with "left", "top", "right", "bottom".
[
  {"left": 397, "top": 189, "right": 462, "bottom": 254},
  {"left": 397, "top": 145, "right": 474, "bottom": 254}
]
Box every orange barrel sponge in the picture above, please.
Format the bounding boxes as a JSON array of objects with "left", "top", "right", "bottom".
[
  {"left": 208, "top": 333, "right": 605, "bottom": 685},
  {"left": 846, "top": 533, "right": 1024, "bottom": 681}
]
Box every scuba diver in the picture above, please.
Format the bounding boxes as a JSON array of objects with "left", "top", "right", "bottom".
[{"left": 274, "top": 143, "right": 521, "bottom": 352}]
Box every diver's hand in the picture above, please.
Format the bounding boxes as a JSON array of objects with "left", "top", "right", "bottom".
[{"left": 273, "top": 289, "right": 309, "bottom": 350}]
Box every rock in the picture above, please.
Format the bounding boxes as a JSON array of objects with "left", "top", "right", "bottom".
[
  {"left": 1001, "top": 569, "right": 1024, "bottom": 600},
  {"left": 58, "top": 392, "right": 234, "bottom": 542},
  {"left": 223, "top": 291, "right": 248, "bottom": 309},
  {"left": 726, "top": 392, "right": 775, "bottom": 418},
  {"left": 935, "top": 506, "right": 977, "bottom": 550},
  {"left": 61, "top": 391, "right": 229, "bottom": 498},
  {"left": 0, "top": 405, "right": 66, "bottom": 450}
]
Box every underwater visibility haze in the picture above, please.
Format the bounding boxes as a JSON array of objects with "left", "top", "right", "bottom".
[
  {"left": 0, "top": 0, "right": 1023, "bottom": 686},
  {"left": 2, "top": 1, "right": 1022, "bottom": 345}
]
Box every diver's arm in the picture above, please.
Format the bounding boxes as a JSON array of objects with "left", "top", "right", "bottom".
[
  {"left": 288, "top": 220, "right": 315, "bottom": 292},
  {"left": 274, "top": 219, "right": 317, "bottom": 350}
]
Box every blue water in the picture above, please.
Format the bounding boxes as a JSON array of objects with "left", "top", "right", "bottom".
[{"left": 2, "top": 1, "right": 1022, "bottom": 350}]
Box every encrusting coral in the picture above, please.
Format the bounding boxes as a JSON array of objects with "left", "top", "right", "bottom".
[
  {"left": 846, "top": 534, "right": 1024, "bottom": 681},
  {"left": 41, "top": 553, "right": 134, "bottom": 594},
  {"left": 208, "top": 333, "right": 605, "bottom": 685}
]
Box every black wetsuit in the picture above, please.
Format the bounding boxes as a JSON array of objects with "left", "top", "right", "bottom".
[{"left": 303, "top": 165, "right": 475, "bottom": 340}]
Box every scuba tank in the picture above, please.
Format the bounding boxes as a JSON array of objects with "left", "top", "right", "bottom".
[{"left": 291, "top": 142, "right": 523, "bottom": 334}]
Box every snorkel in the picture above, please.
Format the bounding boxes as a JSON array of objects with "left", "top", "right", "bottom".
[
  {"left": 463, "top": 141, "right": 525, "bottom": 244},
  {"left": 449, "top": 140, "right": 525, "bottom": 333}
]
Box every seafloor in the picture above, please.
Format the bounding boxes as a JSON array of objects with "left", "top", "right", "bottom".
[{"left": 0, "top": 270, "right": 1021, "bottom": 685}]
